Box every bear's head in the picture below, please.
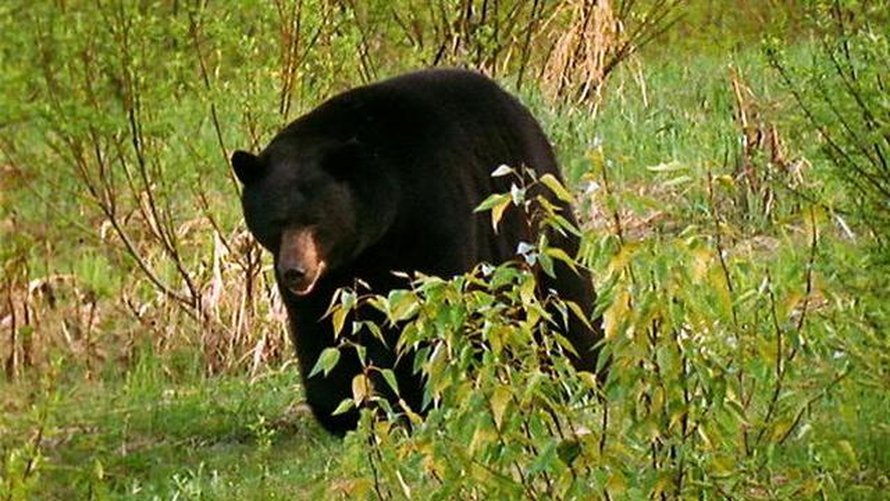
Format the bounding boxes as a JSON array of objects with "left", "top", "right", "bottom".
[{"left": 231, "top": 136, "right": 392, "bottom": 297}]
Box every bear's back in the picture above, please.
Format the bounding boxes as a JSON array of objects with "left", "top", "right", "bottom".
[{"left": 278, "top": 69, "right": 558, "bottom": 179}]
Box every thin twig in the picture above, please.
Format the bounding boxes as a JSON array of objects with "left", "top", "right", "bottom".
[
  {"left": 187, "top": 6, "right": 238, "bottom": 193},
  {"left": 755, "top": 271, "right": 786, "bottom": 447}
]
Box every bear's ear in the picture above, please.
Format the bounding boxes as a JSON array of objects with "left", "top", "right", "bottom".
[
  {"left": 322, "top": 138, "right": 362, "bottom": 181},
  {"left": 231, "top": 150, "right": 265, "bottom": 185}
]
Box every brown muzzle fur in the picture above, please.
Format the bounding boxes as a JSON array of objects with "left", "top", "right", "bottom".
[{"left": 277, "top": 228, "right": 326, "bottom": 296}]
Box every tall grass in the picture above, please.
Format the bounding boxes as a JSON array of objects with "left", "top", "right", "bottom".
[
  {"left": 1, "top": 0, "right": 888, "bottom": 498},
  {"left": 0, "top": 0, "right": 678, "bottom": 379}
]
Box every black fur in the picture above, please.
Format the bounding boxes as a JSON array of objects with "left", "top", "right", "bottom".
[{"left": 232, "top": 69, "right": 603, "bottom": 435}]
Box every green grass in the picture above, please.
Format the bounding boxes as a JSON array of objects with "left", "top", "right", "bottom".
[
  {"left": 1, "top": 355, "right": 339, "bottom": 499},
  {"left": 1, "top": 1, "right": 888, "bottom": 498}
]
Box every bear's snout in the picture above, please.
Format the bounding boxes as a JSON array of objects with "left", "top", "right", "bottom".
[
  {"left": 277, "top": 228, "right": 326, "bottom": 296},
  {"left": 281, "top": 265, "right": 307, "bottom": 287}
]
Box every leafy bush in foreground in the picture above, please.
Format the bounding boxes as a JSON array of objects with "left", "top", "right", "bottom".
[{"left": 320, "top": 172, "right": 850, "bottom": 498}]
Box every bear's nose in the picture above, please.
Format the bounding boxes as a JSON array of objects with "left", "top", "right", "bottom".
[{"left": 282, "top": 266, "right": 306, "bottom": 286}]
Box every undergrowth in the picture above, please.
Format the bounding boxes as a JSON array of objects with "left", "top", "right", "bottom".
[{"left": 1, "top": 1, "right": 887, "bottom": 499}]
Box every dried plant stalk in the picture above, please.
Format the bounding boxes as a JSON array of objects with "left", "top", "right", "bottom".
[{"left": 541, "top": 0, "right": 619, "bottom": 106}]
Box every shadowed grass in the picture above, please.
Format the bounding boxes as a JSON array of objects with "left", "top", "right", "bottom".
[{"left": 1, "top": 354, "right": 338, "bottom": 498}]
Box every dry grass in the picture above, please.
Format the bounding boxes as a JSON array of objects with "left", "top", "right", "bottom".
[
  {"left": 540, "top": 0, "right": 619, "bottom": 107},
  {"left": 0, "top": 218, "right": 291, "bottom": 380},
  {"left": 730, "top": 67, "right": 810, "bottom": 219}
]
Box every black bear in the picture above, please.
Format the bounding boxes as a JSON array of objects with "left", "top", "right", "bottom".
[{"left": 231, "top": 69, "right": 602, "bottom": 435}]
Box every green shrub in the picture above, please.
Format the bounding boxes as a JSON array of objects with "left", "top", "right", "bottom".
[
  {"left": 767, "top": 2, "right": 890, "bottom": 257},
  {"left": 322, "top": 172, "right": 850, "bottom": 498}
]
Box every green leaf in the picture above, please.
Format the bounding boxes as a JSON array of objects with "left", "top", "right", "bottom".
[
  {"left": 412, "top": 345, "right": 431, "bottom": 374},
  {"left": 399, "top": 399, "right": 424, "bottom": 425},
  {"left": 379, "top": 368, "right": 400, "bottom": 396},
  {"left": 528, "top": 441, "right": 558, "bottom": 475},
  {"left": 469, "top": 424, "right": 497, "bottom": 455},
  {"left": 490, "top": 385, "right": 512, "bottom": 430},
  {"left": 549, "top": 213, "right": 582, "bottom": 237},
  {"left": 331, "top": 398, "right": 355, "bottom": 416},
  {"left": 355, "top": 345, "right": 367, "bottom": 367},
  {"left": 331, "top": 307, "right": 348, "bottom": 338},
  {"left": 509, "top": 183, "right": 526, "bottom": 205},
  {"left": 491, "top": 164, "right": 514, "bottom": 177},
  {"left": 387, "top": 290, "right": 419, "bottom": 322},
  {"left": 474, "top": 193, "right": 512, "bottom": 231},
  {"left": 646, "top": 161, "right": 685, "bottom": 172},
  {"left": 564, "top": 299, "right": 594, "bottom": 331},
  {"left": 340, "top": 289, "right": 357, "bottom": 310},
  {"left": 663, "top": 174, "right": 692, "bottom": 187},
  {"left": 539, "top": 173, "right": 574, "bottom": 203},
  {"left": 365, "top": 321, "right": 386, "bottom": 343},
  {"left": 544, "top": 247, "right": 579, "bottom": 273},
  {"left": 538, "top": 251, "right": 555, "bottom": 278},
  {"left": 474, "top": 192, "right": 510, "bottom": 212},
  {"left": 309, "top": 347, "right": 341, "bottom": 378},
  {"left": 490, "top": 198, "right": 511, "bottom": 231}
]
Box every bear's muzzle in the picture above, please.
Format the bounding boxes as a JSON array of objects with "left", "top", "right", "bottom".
[{"left": 277, "top": 228, "right": 326, "bottom": 296}]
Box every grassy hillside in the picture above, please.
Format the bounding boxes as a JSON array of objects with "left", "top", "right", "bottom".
[{"left": 1, "top": 1, "right": 888, "bottom": 498}]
